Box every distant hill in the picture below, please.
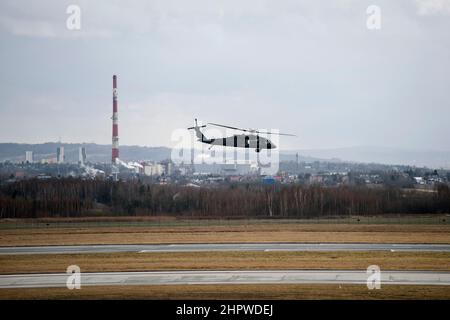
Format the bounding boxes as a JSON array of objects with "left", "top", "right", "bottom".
[
  {"left": 0, "top": 143, "right": 171, "bottom": 163},
  {"left": 1, "top": 143, "right": 449, "bottom": 169},
  {"left": 285, "top": 146, "right": 450, "bottom": 169}
]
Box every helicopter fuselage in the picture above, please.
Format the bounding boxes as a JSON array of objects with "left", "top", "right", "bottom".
[
  {"left": 188, "top": 119, "right": 286, "bottom": 153},
  {"left": 200, "top": 134, "right": 276, "bottom": 152}
]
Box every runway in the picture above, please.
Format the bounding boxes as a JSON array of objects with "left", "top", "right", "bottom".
[
  {"left": 1, "top": 270, "right": 450, "bottom": 288},
  {"left": 1, "top": 243, "right": 450, "bottom": 255}
]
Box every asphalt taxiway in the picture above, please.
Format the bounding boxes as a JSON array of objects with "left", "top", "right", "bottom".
[
  {"left": 1, "top": 243, "right": 450, "bottom": 255},
  {"left": 1, "top": 270, "right": 449, "bottom": 288}
]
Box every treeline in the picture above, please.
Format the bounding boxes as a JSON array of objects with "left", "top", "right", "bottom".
[{"left": 0, "top": 178, "right": 449, "bottom": 218}]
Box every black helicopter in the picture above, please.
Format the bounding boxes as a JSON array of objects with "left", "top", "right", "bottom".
[{"left": 188, "top": 119, "right": 296, "bottom": 152}]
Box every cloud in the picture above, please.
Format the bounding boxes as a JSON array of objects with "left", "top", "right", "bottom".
[
  {"left": 0, "top": 16, "right": 58, "bottom": 37},
  {"left": 0, "top": 0, "right": 369, "bottom": 39},
  {"left": 415, "top": 0, "right": 450, "bottom": 15},
  {"left": 1, "top": 1, "right": 450, "bottom": 151},
  {"left": 0, "top": 0, "right": 115, "bottom": 38}
]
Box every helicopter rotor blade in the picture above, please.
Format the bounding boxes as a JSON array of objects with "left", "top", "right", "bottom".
[
  {"left": 207, "top": 122, "right": 250, "bottom": 132},
  {"left": 208, "top": 122, "right": 296, "bottom": 136},
  {"left": 253, "top": 131, "right": 297, "bottom": 137}
]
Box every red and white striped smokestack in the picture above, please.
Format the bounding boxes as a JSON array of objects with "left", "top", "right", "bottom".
[{"left": 112, "top": 75, "right": 119, "bottom": 164}]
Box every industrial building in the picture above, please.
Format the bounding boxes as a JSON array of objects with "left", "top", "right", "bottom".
[
  {"left": 79, "top": 147, "right": 87, "bottom": 165},
  {"left": 25, "top": 151, "right": 33, "bottom": 163},
  {"left": 56, "top": 147, "right": 64, "bottom": 163}
]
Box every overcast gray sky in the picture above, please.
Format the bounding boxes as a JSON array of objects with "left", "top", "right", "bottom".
[{"left": 0, "top": 0, "right": 449, "bottom": 151}]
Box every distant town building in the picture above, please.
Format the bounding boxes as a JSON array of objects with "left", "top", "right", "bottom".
[
  {"left": 25, "top": 151, "right": 33, "bottom": 163},
  {"left": 57, "top": 147, "right": 65, "bottom": 163},
  {"left": 193, "top": 163, "right": 255, "bottom": 176},
  {"left": 144, "top": 163, "right": 165, "bottom": 176},
  {"left": 41, "top": 157, "right": 57, "bottom": 164},
  {"left": 14, "top": 171, "right": 25, "bottom": 178},
  {"left": 262, "top": 176, "right": 276, "bottom": 184},
  {"left": 167, "top": 162, "right": 174, "bottom": 175}
]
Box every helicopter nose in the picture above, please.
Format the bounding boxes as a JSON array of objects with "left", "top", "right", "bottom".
[{"left": 269, "top": 142, "right": 276, "bottom": 149}]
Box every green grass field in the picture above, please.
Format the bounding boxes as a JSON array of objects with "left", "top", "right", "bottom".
[{"left": 0, "top": 214, "right": 449, "bottom": 230}]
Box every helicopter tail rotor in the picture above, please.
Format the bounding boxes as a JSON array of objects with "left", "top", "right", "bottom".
[
  {"left": 187, "top": 118, "right": 207, "bottom": 130},
  {"left": 187, "top": 119, "right": 211, "bottom": 143}
]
